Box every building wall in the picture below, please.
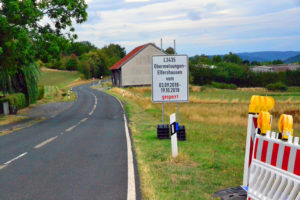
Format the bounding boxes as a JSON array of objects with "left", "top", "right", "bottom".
[
  {"left": 112, "top": 70, "right": 121, "bottom": 87},
  {"left": 251, "top": 66, "right": 274, "bottom": 73},
  {"left": 121, "top": 45, "right": 165, "bottom": 87}
]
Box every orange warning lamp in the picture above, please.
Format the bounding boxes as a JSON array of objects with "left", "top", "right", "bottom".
[
  {"left": 257, "top": 111, "right": 271, "bottom": 135},
  {"left": 278, "top": 114, "right": 293, "bottom": 140}
]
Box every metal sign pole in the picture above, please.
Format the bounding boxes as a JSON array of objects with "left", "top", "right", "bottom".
[
  {"left": 162, "top": 102, "right": 164, "bottom": 124},
  {"left": 177, "top": 102, "right": 179, "bottom": 123}
]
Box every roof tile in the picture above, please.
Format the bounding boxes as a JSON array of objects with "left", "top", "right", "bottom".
[{"left": 109, "top": 43, "right": 149, "bottom": 70}]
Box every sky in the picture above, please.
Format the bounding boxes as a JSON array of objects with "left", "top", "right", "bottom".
[{"left": 74, "top": 0, "right": 300, "bottom": 56}]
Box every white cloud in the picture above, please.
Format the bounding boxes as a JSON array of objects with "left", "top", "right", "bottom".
[
  {"left": 76, "top": 0, "right": 300, "bottom": 55},
  {"left": 125, "top": 0, "right": 150, "bottom": 2}
]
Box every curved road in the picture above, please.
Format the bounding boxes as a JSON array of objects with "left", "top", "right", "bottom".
[{"left": 0, "top": 84, "right": 140, "bottom": 200}]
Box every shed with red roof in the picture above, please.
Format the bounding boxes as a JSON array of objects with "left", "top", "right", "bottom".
[{"left": 110, "top": 43, "right": 165, "bottom": 87}]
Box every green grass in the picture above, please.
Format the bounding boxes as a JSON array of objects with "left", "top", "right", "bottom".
[
  {"left": 38, "top": 68, "right": 81, "bottom": 103},
  {"left": 191, "top": 88, "right": 300, "bottom": 102},
  {"left": 105, "top": 86, "right": 300, "bottom": 200},
  {"left": 39, "top": 69, "right": 80, "bottom": 88},
  {"left": 125, "top": 86, "right": 300, "bottom": 102},
  {"left": 108, "top": 92, "right": 244, "bottom": 199}
]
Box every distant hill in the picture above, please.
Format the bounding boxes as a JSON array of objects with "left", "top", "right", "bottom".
[
  {"left": 284, "top": 54, "right": 300, "bottom": 63},
  {"left": 206, "top": 51, "right": 300, "bottom": 63},
  {"left": 236, "top": 51, "right": 300, "bottom": 62}
]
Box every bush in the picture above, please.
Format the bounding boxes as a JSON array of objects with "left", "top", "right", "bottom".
[
  {"left": 0, "top": 93, "right": 27, "bottom": 111},
  {"left": 37, "top": 85, "right": 45, "bottom": 100},
  {"left": 266, "top": 82, "right": 288, "bottom": 91},
  {"left": 211, "top": 82, "right": 237, "bottom": 90}
]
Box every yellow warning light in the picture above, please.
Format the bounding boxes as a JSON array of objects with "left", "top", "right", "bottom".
[
  {"left": 278, "top": 114, "right": 294, "bottom": 140},
  {"left": 249, "top": 95, "right": 259, "bottom": 113},
  {"left": 257, "top": 111, "right": 271, "bottom": 135},
  {"left": 249, "top": 96, "right": 275, "bottom": 114},
  {"left": 265, "top": 97, "right": 275, "bottom": 112}
]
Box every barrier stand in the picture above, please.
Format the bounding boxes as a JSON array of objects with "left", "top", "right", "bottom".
[{"left": 247, "top": 134, "right": 300, "bottom": 199}]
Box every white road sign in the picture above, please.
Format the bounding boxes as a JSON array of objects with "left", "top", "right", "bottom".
[{"left": 152, "top": 55, "right": 189, "bottom": 102}]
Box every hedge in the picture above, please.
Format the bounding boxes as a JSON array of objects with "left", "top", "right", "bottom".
[
  {"left": 266, "top": 82, "right": 288, "bottom": 91},
  {"left": 190, "top": 63, "right": 300, "bottom": 87},
  {"left": 37, "top": 85, "right": 45, "bottom": 100},
  {"left": 211, "top": 81, "right": 238, "bottom": 90},
  {"left": 0, "top": 93, "right": 27, "bottom": 110}
]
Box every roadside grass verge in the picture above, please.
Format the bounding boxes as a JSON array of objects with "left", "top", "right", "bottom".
[
  {"left": 0, "top": 68, "right": 81, "bottom": 127},
  {"left": 0, "top": 115, "right": 28, "bottom": 127},
  {"left": 105, "top": 85, "right": 300, "bottom": 200}
]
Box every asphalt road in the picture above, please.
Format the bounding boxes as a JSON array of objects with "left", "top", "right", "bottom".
[{"left": 0, "top": 84, "right": 139, "bottom": 200}]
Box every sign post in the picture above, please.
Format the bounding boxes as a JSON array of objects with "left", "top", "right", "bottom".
[
  {"left": 152, "top": 55, "right": 189, "bottom": 141},
  {"left": 170, "top": 113, "right": 178, "bottom": 158}
]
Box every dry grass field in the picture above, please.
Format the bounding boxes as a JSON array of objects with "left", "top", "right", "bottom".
[{"left": 105, "top": 86, "right": 300, "bottom": 200}]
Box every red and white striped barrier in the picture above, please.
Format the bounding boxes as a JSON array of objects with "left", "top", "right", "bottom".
[
  {"left": 247, "top": 133, "right": 300, "bottom": 200},
  {"left": 243, "top": 114, "right": 258, "bottom": 186}
]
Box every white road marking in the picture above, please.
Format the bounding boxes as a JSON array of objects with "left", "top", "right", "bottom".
[
  {"left": 115, "top": 98, "right": 136, "bottom": 200},
  {"left": 4, "top": 152, "right": 28, "bottom": 165},
  {"left": 65, "top": 125, "right": 77, "bottom": 132},
  {"left": 88, "top": 95, "right": 98, "bottom": 116},
  {"left": 81, "top": 118, "right": 88, "bottom": 123},
  {"left": 34, "top": 136, "right": 58, "bottom": 149},
  {"left": 124, "top": 114, "right": 136, "bottom": 200},
  {"left": 89, "top": 105, "right": 96, "bottom": 116},
  {"left": 0, "top": 165, "right": 7, "bottom": 170},
  {"left": 60, "top": 132, "right": 64, "bottom": 135}
]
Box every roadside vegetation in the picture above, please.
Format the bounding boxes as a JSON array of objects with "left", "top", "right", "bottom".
[
  {"left": 44, "top": 42, "right": 126, "bottom": 80},
  {"left": 0, "top": 68, "right": 84, "bottom": 126},
  {"left": 105, "top": 85, "right": 300, "bottom": 199},
  {"left": 0, "top": 0, "right": 88, "bottom": 117},
  {"left": 189, "top": 53, "right": 300, "bottom": 89}
]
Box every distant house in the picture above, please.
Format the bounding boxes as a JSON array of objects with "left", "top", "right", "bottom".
[
  {"left": 251, "top": 64, "right": 300, "bottom": 73},
  {"left": 251, "top": 66, "right": 274, "bottom": 72},
  {"left": 272, "top": 64, "right": 300, "bottom": 72},
  {"left": 110, "top": 43, "right": 165, "bottom": 87}
]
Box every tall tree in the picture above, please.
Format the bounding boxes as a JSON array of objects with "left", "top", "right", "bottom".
[
  {"left": 101, "top": 44, "right": 126, "bottom": 67},
  {"left": 223, "top": 52, "right": 242, "bottom": 64},
  {"left": 212, "top": 55, "right": 222, "bottom": 64},
  {"left": 165, "top": 47, "right": 175, "bottom": 54},
  {"left": 66, "top": 41, "right": 97, "bottom": 56},
  {"left": 272, "top": 60, "right": 284, "bottom": 65},
  {"left": 0, "top": 0, "right": 87, "bottom": 102}
]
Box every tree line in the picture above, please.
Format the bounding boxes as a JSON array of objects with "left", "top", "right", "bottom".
[
  {"left": 45, "top": 42, "right": 126, "bottom": 79},
  {"left": 190, "top": 54, "right": 300, "bottom": 88},
  {"left": 0, "top": 0, "right": 88, "bottom": 104}
]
